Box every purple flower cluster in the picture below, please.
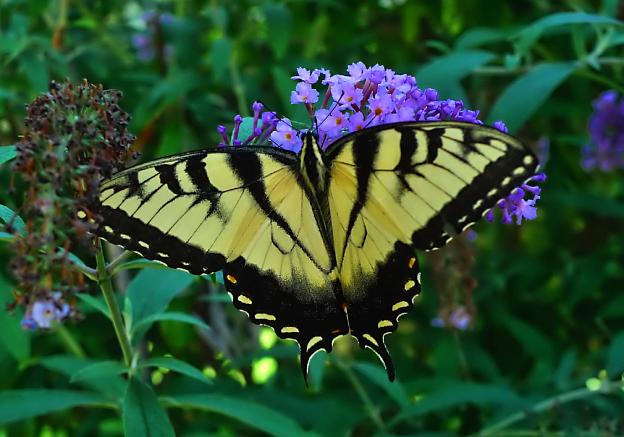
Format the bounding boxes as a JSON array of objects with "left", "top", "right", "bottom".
[
  {"left": 284, "top": 63, "right": 493, "bottom": 149},
  {"left": 581, "top": 90, "right": 624, "bottom": 171},
  {"left": 217, "top": 62, "right": 545, "bottom": 225},
  {"left": 21, "top": 292, "right": 72, "bottom": 330}
]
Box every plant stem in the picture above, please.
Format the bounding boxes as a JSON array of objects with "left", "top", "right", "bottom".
[
  {"left": 106, "top": 249, "right": 132, "bottom": 276},
  {"left": 477, "top": 379, "right": 624, "bottom": 436},
  {"left": 336, "top": 360, "right": 386, "bottom": 432},
  {"left": 95, "top": 239, "right": 133, "bottom": 367},
  {"left": 229, "top": 49, "right": 249, "bottom": 116},
  {"left": 55, "top": 323, "right": 86, "bottom": 358},
  {"left": 574, "top": 68, "right": 624, "bottom": 95}
]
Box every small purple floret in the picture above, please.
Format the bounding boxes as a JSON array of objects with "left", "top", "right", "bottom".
[
  {"left": 270, "top": 119, "right": 303, "bottom": 151},
  {"left": 21, "top": 292, "right": 72, "bottom": 330},
  {"left": 431, "top": 306, "right": 471, "bottom": 330}
]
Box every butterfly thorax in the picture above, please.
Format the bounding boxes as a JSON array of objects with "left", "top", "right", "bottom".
[{"left": 299, "top": 131, "right": 328, "bottom": 197}]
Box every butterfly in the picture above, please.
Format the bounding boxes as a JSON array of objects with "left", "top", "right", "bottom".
[{"left": 88, "top": 121, "right": 538, "bottom": 382}]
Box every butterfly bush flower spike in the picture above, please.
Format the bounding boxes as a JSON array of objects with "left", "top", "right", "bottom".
[
  {"left": 286, "top": 62, "right": 545, "bottom": 225},
  {"left": 582, "top": 90, "right": 624, "bottom": 171},
  {"left": 221, "top": 62, "right": 544, "bottom": 225},
  {"left": 8, "top": 80, "right": 135, "bottom": 324}
]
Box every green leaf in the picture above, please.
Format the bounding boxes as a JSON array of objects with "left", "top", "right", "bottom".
[
  {"left": 263, "top": 4, "right": 292, "bottom": 58},
  {"left": 58, "top": 247, "right": 89, "bottom": 270},
  {"left": 123, "top": 378, "right": 175, "bottom": 437},
  {"left": 514, "top": 12, "right": 624, "bottom": 52},
  {"left": 0, "top": 204, "right": 24, "bottom": 233},
  {"left": 209, "top": 37, "right": 232, "bottom": 83},
  {"left": 455, "top": 27, "right": 511, "bottom": 50},
  {"left": 487, "top": 62, "right": 575, "bottom": 133},
  {"left": 546, "top": 191, "right": 624, "bottom": 219},
  {"left": 416, "top": 51, "right": 495, "bottom": 101},
  {"left": 271, "top": 66, "right": 308, "bottom": 122},
  {"left": 390, "top": 383, "right": 525, "bottom": 425},
  {"left": 352, "top": 361, "right": 409, "bottom": 408},
  {"left": 0, "top": 145, "right": 16, "bottom": 164},
  {"left": 70, "top": 360, "right": 127, "bottom": 384},
  {"left": 20, "top": 53, "right": 49, "bottom": 92},
  {"left": 131, "top": 312, "right": 210, "bottom": 336},
  {"left": 131, "top": 72, "right": 199, "bottom": 131},
  {"left": 0, "top": 276, "right": 29, "bottom": 362},
  {"left": 606, "top": 331, "right": 624, "bottom": 377},
  {"left": 234, "top": 117, "right": 255, "bottom": 145},
  {"left": 417, "top": 51, "right": 495, "bottom": 83},
  {"left": 553, "top": 350, "right": 577, "bottom": 389},
  {"left": 76, "top": 293, "right": 111, "bottom": 319},
  {"left": 0, "top": 389, "right": 107, "bottom": 424},
  {"left": 505, "top": 316, "right": 555, "bottom": 363},
  {"left": 164, "top": 394, "right": 312, "bottom": 437},
  {"left": 41, "top": 355, "right": 126, "bottom": 397},
  {"left": 140, "top": 356, "right": 212, "bottom": 385},
  {"left": 126, "top": 268, "right": 195, "bottom": 332},
  {"left": 600, "top": 293, "right": 624, "bottom": 319}
]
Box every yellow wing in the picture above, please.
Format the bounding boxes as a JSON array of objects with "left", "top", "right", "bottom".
[
  {"left": 95, "top": 147, "right": 349, "bottom": 377},
  {"left": 325, "top": 122, "right": 538, "bottom": 379}
]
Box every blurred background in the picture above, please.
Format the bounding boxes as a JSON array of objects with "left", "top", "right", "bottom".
[{"left": 1, "top": 0, "right": 624, "bottom": 435}]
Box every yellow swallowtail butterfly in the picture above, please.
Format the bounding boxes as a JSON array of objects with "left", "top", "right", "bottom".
[{"left": 92, "top": 121, "right": 537, "bottom": 381}]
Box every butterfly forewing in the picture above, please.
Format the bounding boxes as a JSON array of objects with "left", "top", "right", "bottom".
[
  {"left": 324, "top": 122, "right": 538, "bottom": 379},
  {"left": 95, "top": 147, "right": 349, "bottom": 379}
]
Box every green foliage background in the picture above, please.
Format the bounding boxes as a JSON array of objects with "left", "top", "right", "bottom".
[{"left": 1, "top": 0, "right": 624, "bottom": 435}]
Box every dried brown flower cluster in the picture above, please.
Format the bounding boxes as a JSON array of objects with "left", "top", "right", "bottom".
[{"left": 8, "top": 80, "right": 135, "bottom": 328}]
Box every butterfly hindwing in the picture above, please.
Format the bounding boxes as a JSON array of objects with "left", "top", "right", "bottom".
[
  {"left": 325, "top": 122, "right": 538, "bottom": 378},
  {"left": 95, "top": 147, "right": 349, "bottom": 379}
]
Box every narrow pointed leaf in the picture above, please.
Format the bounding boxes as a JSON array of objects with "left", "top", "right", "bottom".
[
  {"left": 123, "top": 378, "right": 175, "bottom": 437},
  {"left": 140, "top": 356, "right": 212, "bottom": 385},
  {"left": 131, "top": 312, "right": 210, "bottom": 336},
  {"left": 164, "top": 394, "right": 312, "bottom": 437},
  {"left": 70, "top": 360, "right": 127, "bottom": 383},
  {"left": 0, "top": 390, "right": 107, "bottom": 424},
  {"left": 0, "top": 145, "right": 16, "bottom": 164},
  {"left": 487, "top": 62, "right": 575, "bottom": 133}
]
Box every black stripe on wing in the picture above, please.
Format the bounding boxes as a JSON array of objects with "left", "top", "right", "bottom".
[{"left": 339, "top": 132, "right": 379, "bottom": 265}]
